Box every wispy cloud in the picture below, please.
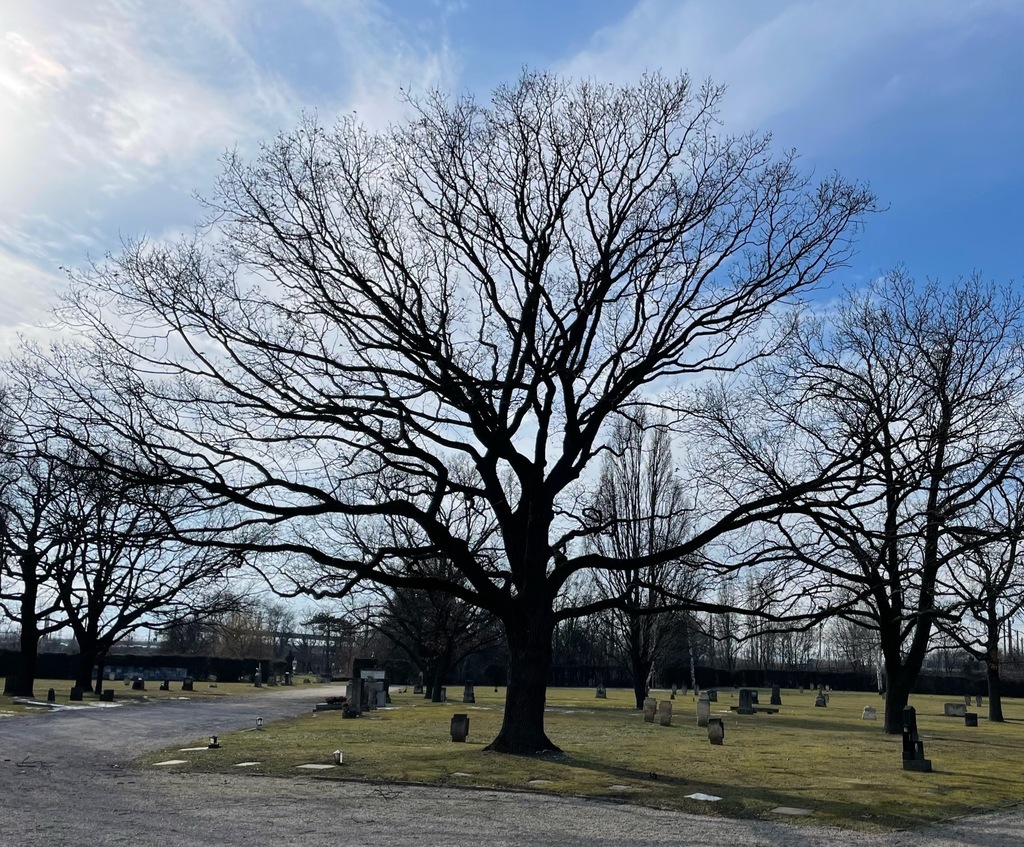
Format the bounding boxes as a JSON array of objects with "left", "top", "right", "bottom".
[
  {"left": 561, "top": 0, "right": 1023, "bottom": 145},
  {"left": 0, "top": 0, "right": 451, "bottom": 340}
]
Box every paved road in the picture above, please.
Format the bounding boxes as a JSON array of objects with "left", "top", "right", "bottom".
[{"left": 1, "top": 688, "right": 1022, "bottom": 847}]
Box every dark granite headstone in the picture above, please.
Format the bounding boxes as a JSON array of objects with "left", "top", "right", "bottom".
[
  {"left": 737, "top": 688, "right": 755, "bottom": 715},
  {"left": 131, "top": 677, "right": 145, "bottom": 691},
  {"left": 902, "top": 706, "right": 931, "bottom": 772},
  {"left": 965, "top": 712, "right": 979, "bottom": 727},
  {"left": 99, "top": 689, "right": 114, "bottom": 702},
  {"left": 69, "top": 687, "right": 84, "bottom": 701},
  {"left": 181, "top": 678, "right": 193, "bottom": 692},
  {"left": 770, "top": 685, "right": 782, "bottom": 706},
  {"left": 450, "top": 713, "right": 469, "bottom": 742},
  {"left": 46, "top": 688, "right": 55, "bottom": 703}
]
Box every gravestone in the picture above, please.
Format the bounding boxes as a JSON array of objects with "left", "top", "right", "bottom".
[
  {"left": 965, "top": 712, "right": 979, "bottom": 727},
  {"left": 413, "top": 684, "right": 423, "bottom": 695},
  {"left": 770, "top": 685, "right": 782, "bottom": 706},
  {"left": 799, "top": 686, "right": 805, "bottom": 694},
  {"left": 254, "top": 666, "right": 262, "bottom": 688},
  {"left": 70, "top": 687, "right": 84, "bottom": 701},
  {"left": 706, "top": 689, "right": 717, "bottom": 703},
  {"left": 696, "top": 693, "right": 711, "bottom": 727},
  {"left": 707, "top": 716, "right": 725, "bottom": 745},
  {"left": 450, "top": 713, "right": 469, "bottom": 742},
  {"left": 944, "top": 702, "right": 966, "bottom": 718},
  {"left": 440, "top": 686, "right": 447, "bottom": 703},
  {"left": 671, "top": 684, "right": 677, "bottom": 696},
  {"left": 46, "top": 688, "right": 55, "bottom": 703},
  {"left": 159, "top": 680, "right": 170, "bottom": 691},
  {"left": 181, "top": 678, "right": 193, "bottom": 692},
  {"left": 364, "top": 679, "right": 379, "bottom": 711},
  {"left": 347, "top": 677, "right": 364, "bottom": 716},
  {"left": 99, "top": 689, "right": 114, "bottom": 702},
  {"left": 862, "top": 705, "right": 877, "bottom": 720},
  {"left": 814, "top": 692, "right": 827, "bottom": 707},
  {"left": 975, "top": 694, "right": 983, "bottom": 707},
  {"left": 902, "top": 706, "right": 931, "bottom": 771},
  {"left": 131, "top": 677, "right": 145, "bottom": 691},
  {"left": 658, "top": 700, "right": 672, "bottom": 726},
  {"left": 595, "top": 684, "right": 607, "bottom": 699},
  {"left": 963, "top": 694, "right": 971, "bottom": 706},
  {"left": 463, "top": 681, "right": 475, "bottom": 704},
  {"left": 643, "top": 697, "right": 657, "bottom": 723},
  {"left": 737, "top": 688, "right": 755, "bottom": 715}
]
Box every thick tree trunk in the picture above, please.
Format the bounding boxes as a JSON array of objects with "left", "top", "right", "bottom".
[
  {"left": 75, "top": 641, "right": 99, "bottom": 692},
  {"left": 94, "top": 651, "right": 109, "bottom": 696},
  {"left": 631, "top": 651, "right": 653, "bottom": 710},
  {"left": 484, "top": 619, "right": 559, "bottom": 754},
  {"left": 883, "top": 663, "right": 917, "bottom": 734},
  {"left": 987, "top": 655, "right": 1005, "bottom": 723},
  {"left": 4, "top": 621, "right": 41, "bottom": 698}
]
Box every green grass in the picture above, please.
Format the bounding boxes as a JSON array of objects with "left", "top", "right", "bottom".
[
  {"left": 135, "top": 686, "right": 1024, "bottom": 831},
  {"left": 0, "top": 676, "right": 310, "bottom": 715}
]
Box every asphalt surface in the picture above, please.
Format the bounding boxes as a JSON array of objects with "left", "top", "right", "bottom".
[{"left": 1, "top": 686, "right": 1023, "bottom": 847}]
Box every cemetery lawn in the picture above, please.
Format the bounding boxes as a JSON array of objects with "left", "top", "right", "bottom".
[
  {"left": 0, "top": 677, "right": 309, "bottom": 715},
  {"left": 136, "top": 687, "right": 1024, "bottom": 831}
]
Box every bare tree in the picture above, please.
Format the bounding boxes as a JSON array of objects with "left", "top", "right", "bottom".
[
  {"left": 0, "top": 386, "right": 80, "bottom": 697},
  {"left": 353, "top": 561, "right": 504, "bottom": 701},
  {"left": 50, "top": 71, "right": 873, "bottom": 753},
  {"left": 589, "top": 412, "right": 702, "bottom": 707},
  {"left": 938, "top": 477, "right": 1024, "bottom": 721},
  {"left": 707, "top": 272, "right": 1024, "bottom": 732}
]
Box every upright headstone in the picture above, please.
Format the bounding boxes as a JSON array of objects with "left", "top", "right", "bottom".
[
  {"left": 254, "top": 666, "right": 262, "bottom": 688},
  {"left": 159, "top": 680, "right": 170, "bottom": 691},
  {"left": 99, "top": 689, "right": 114, "bottom": 702},
  {"left": 131, "top": 677, "right": 145, "bottom": 691},
  {"left": 963, "top": 694, "right": 971, "bottom": 706},
  {"left": 658, "top": 700, "right": 672, "bottom": 726},
  {"left": 965, "top": 712, "right": 979, "bottom": 727},
  {"left": 707, "top": 716, "right": 725, "bottom": 745},
  {"left": 595, "top": 684, "right": 607, "bottom": 699},
  {"left": 696, "top": 693, "right": 710, "bottom": 727},
  {"left": 181, "top": 678, "right": 193, "bottom": 692},
  {"left": 862, "top": 705, "right": 877, "bottom": 720},
  {"left": 770, "top": 685, "right": 782, "bottom": 706},
  {"left": 643, "top": 697, "right": 657, "bottom": 723},
  {"left": 902, "top": 706, "right": 931, "bottom": 772},
  {"left": 814, "top": 692, "right": 827, "bottom": 707},
  {"left": 706, "top": 689, "right": 717, "bottom": 703},
  {"left": 975, "top": 694, "right": 983, "bottom": 707},
  {"left": 463, "top": 681, "right": 475, "bottom": 704},
  {"left": 69, "top": 687, "right": 84, "bottom": 701},
  {"left": 944, "top": 702, "right": 966, "bottom": 718},
  {"left": 413, "top": 684, "right": 424, "bottom": 695},
  {"left": 348, "top": 677, "right": 364, "bottom": 716},
  {"left": 737, "top": 688, "right": 755, "bottom": 715},
  {"left": 46, "top": 688, "right": 56, "bottom": 703},
  {"left": 440, "top": 686, "right": 447, "bottom": 703},
  {"left": 450, "top": 713, "right": 469, "bottom": 742}
]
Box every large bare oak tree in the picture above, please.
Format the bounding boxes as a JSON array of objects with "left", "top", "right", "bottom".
[{"left": 53, "top": 72, "right": 873, "bottom": 753}]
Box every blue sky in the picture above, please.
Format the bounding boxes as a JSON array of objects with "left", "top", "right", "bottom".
[{"left": 1, "top": 0, "right": 1022, "bottom": 345}]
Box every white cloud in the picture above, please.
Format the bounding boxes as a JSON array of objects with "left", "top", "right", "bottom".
[
  {"left": 561, "top": 0, "right": 1022, "bottom": 145},
  {"left": 0, "top": 0, "right": 453, "bottom": 346}
]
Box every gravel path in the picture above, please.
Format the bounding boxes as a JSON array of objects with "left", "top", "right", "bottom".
[{"left": 1, "top": 688, "right": 1022, "bottom": 846}]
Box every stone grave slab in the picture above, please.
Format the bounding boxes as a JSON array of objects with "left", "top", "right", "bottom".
[
  {"left": 234, "top": 762, "right": 262, "bottom": 767},
  {"left": 770, "top": 806, "right": 813, "bottom": 816},
  {"left": 296, "top": 763, "right": 337, "bottom": 770},
  {"left": 684, "top": 793, "right": 722, "bottom": 801},
  {"left": 178, "top": 746, "right": 209, "bottom": 752},
  {"left": 153, "top": 760, "right": 187, "bottom": 766}
]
